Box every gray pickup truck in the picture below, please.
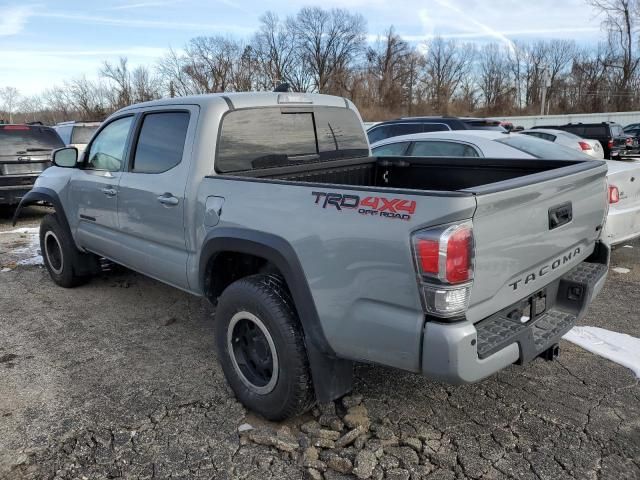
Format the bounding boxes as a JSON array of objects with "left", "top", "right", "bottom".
[{"left": 15, "top": 93, "right": 610, "bottom": 420}]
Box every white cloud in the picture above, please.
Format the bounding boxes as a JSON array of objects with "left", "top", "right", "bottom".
[
  {"left": 35, "top": 12, "right": 255, "bottom": 34},
  {"left": 0, "top": 5, "right": 34, "bottom": 37},
  {"left": 107, "top": 1, "right": 178, "bottom": 10}
]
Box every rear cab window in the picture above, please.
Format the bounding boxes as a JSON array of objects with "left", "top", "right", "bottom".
[
  {"left": 0, "top": 125, "right": 64, "bottom": 157},
  {"left": 216, "top": 107, "right": 369, "bottom": 173}
]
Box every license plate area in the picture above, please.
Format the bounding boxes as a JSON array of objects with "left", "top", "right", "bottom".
[
  {"left": 2, "top": 163, "right": 45, "bottom": 175},
  {"left": 505, "top": 290, "right": 547, "bottom": 325}
]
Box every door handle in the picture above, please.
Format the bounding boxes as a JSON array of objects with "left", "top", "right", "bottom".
[
  {"left": 101, "top": 187, "right": 117, "bottom": 197},
  {"left": 157, "top": 194, "right": 179, "bottom": 206}
]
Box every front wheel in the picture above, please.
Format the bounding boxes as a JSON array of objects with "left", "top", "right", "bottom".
[
  {"left": 215, "top": 274, "right": 315, "bottom": 420},
  {"left": 40, "top": 214, "right": 94, "bottom": 288}
]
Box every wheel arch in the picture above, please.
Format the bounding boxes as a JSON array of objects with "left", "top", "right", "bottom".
[
  {"left": 199, "top": 227, "right": 353, "bottom": 403},
  {"left": 12, "top": 187, "right": 70, "bottom": 233}
]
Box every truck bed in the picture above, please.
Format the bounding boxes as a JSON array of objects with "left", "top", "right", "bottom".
[{"left": 231, "top": 156, "right": 588, "bottom": 193}]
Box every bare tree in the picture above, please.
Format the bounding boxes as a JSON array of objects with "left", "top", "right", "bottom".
[
  {"left": 253, "top": 12, "right": 301, "bottom": 90},
  {"left": 366, "top": 27, "right": 416, "bottom": 112},
  {"left": 422, "top": 37, "right": 475, "bottom": 114},
  {"left": 589, "top": 0, "right": 639, "bottom": 109},
  {"left": 478, "top": 43, "right": 513, "bottom": 114},
  {"left": 157, "top": 48, "right": 195, "bottom": 96},
  {"left": 101, "top": 57, "right": 133, "bottom": 109},
  {"left": 18, "top": 95, "right": 44, "bottom": 123},
  {"left": 0, "top": 87, "right": 20, "bottom": 123},
  {"left": 132, "top": 66, "right": 161, "bottom": 102},
  {"left": 291, "top": 7, "right": 366, "bottom": 93}
]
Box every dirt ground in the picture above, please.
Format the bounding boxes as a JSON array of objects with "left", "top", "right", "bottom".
[{"left": 0, "top": 206, "right": 638, "bottom": 480}]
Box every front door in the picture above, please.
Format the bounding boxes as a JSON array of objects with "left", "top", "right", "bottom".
[
  {"left": 69, "top": 115, "right": 135, "bottom": 259},
  {"left": 116, "top": 108, "right": 195, "bottom": 289}
]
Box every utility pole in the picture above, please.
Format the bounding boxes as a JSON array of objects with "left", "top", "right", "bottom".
[
  {"left": 408, "top": 56, "right": 416, "bottom": 117},
  {"left": 540, "top": 66, "right": 551, "bottom": 116}
]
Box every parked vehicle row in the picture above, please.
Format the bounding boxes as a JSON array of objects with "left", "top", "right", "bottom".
[
  {"left": 366, "top": 116, "right": 505, "bottom": 144},
  {"left": 519, "top": 128, "right": 605, "bottom": 159},
  {"left": 0, "top": 124, "right": 64, "bottom": 205},
  {"left": 532, "top": 122, "right": 638, "bottom": 159},
  {"left": 15, "top": 92, "right": 611, "bottom": 420},
  {"left": 0, "top": 121, "right": 100, "bottom": 205},
  {"left": 370, "top": 129, "right": 640, "bottom": 247}
]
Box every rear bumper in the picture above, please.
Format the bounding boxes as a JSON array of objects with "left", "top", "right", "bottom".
[
  {"left": 0, "top": 182, "right": 36, "bottom": 205},
  {"left": 421, "top": 248, "right": 609, "bottom": 384},
  {"left": 604, "top": 205, "right": 640, "bottom": 246}
]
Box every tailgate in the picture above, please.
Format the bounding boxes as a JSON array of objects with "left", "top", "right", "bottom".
[{"left": 465, "top": 161, "right": 608, "bottom": 323}]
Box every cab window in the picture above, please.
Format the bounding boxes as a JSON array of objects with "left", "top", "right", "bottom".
[
  {"left": 410, "top": 141, "right": 479, "bottom": 157},
  {"left": 85, "top": 116, "right": 134, "bottom": 172},
  {"left": 131, "top": 112, "right": 190, "bottom": 173},
  {"left": 372, "top": 142, "right": 410, "bottom": 156}
]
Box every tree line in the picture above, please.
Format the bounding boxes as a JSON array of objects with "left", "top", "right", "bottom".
[{"left": 1, "top": 0, "right": 639, "bottom": 124}]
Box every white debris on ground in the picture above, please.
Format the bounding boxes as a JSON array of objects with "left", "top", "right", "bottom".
[
  {"left": 612, "top": 267, "right": 631, "bottom": 274},
  {"left": 0, "top": 227, "right": 40, "bottom": 235},
  {"left": 564, "top": 326, "right": 640, "bottom": 378},
  {"left": 0, "top": 227, "right": 42, "bottom": 268}
]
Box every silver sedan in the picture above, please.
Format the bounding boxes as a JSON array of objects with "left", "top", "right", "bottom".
[
  {"left": 371, "top": 130, "right": 640, "bottom": 247},
  {"left": 518, "top": 128, "right": 604, "bottom": 159}
]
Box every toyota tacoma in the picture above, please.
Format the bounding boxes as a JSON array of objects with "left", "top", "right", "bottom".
[{"left": 15, "top": 92, "right": 610, "bottom": 420}]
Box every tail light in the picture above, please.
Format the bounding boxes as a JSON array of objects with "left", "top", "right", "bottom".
[
  {"left": 412, "top": 221, "right": 474, "bottom": 319},
  {"left": 626, "top": 137, "right": 633, "bottom": 146},
  {"left": 608, "top": 139, "right": 614, "bottom": 149},
  {"left": 578, "top": 141, "right": 592, "bottom": 151},
  {"left": 609, "top": 185, "right": 619, "bottom": 204},
  {"left": 3, "top": 125, "right": 29, "bottom": 130}
]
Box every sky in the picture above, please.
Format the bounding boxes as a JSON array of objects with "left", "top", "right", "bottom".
[{"left": 0, "top": 0, "right": 608, "bottom": 96}]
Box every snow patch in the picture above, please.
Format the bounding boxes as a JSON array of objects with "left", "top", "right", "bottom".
[
  {"left": 0, "top": 227, "right": 40, "bottom": 235},
  {"left": 563, "top": 326, "right": 640, "bottom": 378},
  {"left": 622, "top": 244, "right": 633, "bottom": 249},
  {"left": 4, "top": 227, "right": 42, "bottom": 266},
  {"left": 612, "top": 267, "right": 631, "bottom": 274}
]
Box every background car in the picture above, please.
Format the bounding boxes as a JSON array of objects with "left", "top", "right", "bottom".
[
  {"left": 371, "top": 130, "right": 640, "bottom": 247},
  {"left": 0, "top": 124, "right": 64, "bottom": 205},
  {"left": 366, "top": 116, "right": 505, "bottom": 144},
  {"left": 518, "top": 128, "right": 604, "bottom": 159},
  {"left": 532, "top": 122, "right": 636, "bottom": 159},
  {"left": 53, "top": 121, "right": 101, "bottom": 157}
]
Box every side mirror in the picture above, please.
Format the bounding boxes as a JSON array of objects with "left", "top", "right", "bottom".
[{"left": 52, "top": 147, "right": 79, "bottom": 168}]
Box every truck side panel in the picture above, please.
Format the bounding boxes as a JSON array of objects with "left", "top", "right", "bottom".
[{"left": 189, "top": 178, "right": 477, "bottom": 372}]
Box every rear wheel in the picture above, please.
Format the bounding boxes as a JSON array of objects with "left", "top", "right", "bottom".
[
  {"left": 215, "top": 274, "right": 315, "bottom": 420},
  {"left": 40, "top": 214, "right": 95, "bottom": 288}
]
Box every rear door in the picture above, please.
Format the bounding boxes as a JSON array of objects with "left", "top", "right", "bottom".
[
  {"left": 465, "top": 162, "right": 608, "bottom": 323},
  {"left": 115, "top": 106, "right": 196, "bottom": 289}
]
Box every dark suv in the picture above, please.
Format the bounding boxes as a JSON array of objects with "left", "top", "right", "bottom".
[
  {"left": 532, "top": 122, "right": 637, "bottom": 159},
  {"left": 367, "top": 117, "right": 505, "bottom": 144},
  {"left": 0, "top": 124, "right": 64, "bottom": 205}
]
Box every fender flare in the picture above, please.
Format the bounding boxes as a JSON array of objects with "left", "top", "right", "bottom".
[
  {"left": 12, "top": 187, "right": 98, "bottom": 276},
  {"left": 199, "top": 227, "right": 353, "bottom": 402},
  {"left": 12, "top": 187, "right": 70, "bottom": 233}
]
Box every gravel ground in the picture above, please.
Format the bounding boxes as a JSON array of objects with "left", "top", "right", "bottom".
[{"left": 0, "top": 207, "right": 638, "bottom": 480}]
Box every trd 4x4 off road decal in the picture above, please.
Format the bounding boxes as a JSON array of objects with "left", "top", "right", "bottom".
[{"left": 311, "top": 191, "right": 416, "bottom": 221}]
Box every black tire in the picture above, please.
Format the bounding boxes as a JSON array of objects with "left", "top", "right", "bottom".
[
  {"left": 215, "top": 274, "right": 315, "bottom": 420},
  {"left": 40, "top": 214, "right": 94, "bottom": 288}
]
